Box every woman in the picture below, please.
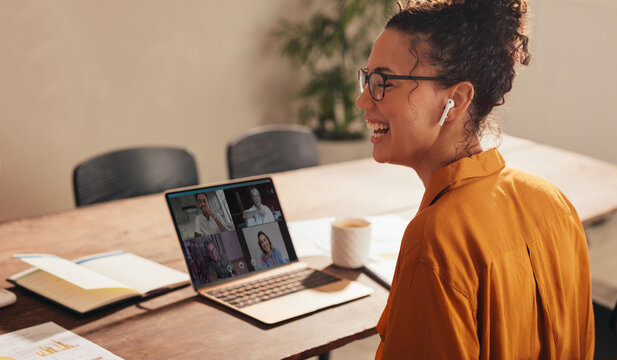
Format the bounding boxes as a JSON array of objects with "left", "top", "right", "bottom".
[
  {"left": 357, "top": 1, "right": 594, "bottom": 358},
  {"left": 257, "top": 231, "right": 286, "bottom": 269}
]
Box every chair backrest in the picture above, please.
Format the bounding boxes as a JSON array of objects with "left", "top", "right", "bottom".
[
  {"left": 73, "top": 146, "right": 199, "bottom": 207},
  {"left": 227, "top": 125, "right": 319, "bottom": 179}
]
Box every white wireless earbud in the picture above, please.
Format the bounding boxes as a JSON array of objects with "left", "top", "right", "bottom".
[{"left": 438, "top": 98, "right": 455, "bottom": 127}]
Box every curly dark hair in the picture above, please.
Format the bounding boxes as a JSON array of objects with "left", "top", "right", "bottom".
[{"left": 386, "top": 0, "right": 530, "bottom": 140}]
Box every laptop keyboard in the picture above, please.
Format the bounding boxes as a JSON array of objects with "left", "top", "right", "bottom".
[{"left": 207, "top": 268, "right": 340, "bottom": 309}]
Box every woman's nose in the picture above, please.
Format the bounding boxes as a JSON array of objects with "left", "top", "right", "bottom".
[{"left": 355, "top": 86, "right": 374, "bottom": 110}]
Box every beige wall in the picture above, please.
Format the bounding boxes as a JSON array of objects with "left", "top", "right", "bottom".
[
  {"left": 502, "top": 1, "right": 617, "bottom": 162},
  {"left": 0, "top": 0, "right": 307, "bottom": 221},
  {"left": 1, "top": 1, "right": 616, "bottom": 222}
]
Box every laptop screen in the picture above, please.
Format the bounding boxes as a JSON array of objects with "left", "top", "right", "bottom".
[{"left": 165, "top": 178, "right": 298, "bottom": 289}]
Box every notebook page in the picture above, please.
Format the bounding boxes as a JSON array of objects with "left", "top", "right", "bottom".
[
  {"left": 14, "top": 254, "right": 131, "bottom": 290},
  {"left": 76, "top": 251, "right": 189, "bottom": 295}
]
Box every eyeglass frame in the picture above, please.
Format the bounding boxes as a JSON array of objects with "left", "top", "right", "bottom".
[{"left": 358, "top": 68, "right": 448, "bottom": 101}]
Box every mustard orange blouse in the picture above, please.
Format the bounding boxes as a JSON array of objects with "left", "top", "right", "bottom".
[{"left": 376, "top": 149, "right": 594, "bottom": 359}]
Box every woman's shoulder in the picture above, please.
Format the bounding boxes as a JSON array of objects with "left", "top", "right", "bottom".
[
  {"left": 422, "top": 166, "right": 574, "bottom": 236},
  {"left": 500, "top": 166, "right": 576, "bottom": 213},
  {"left": 501, "top": 166, "right": 560, "bottom": 190},
  {"left": 430, "top": 165, "right": 572, "bottom": 217}
]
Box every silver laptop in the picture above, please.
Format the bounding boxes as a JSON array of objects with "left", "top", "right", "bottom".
[{"left": 165, "top": 177, "right": 372, "bottom": 324}]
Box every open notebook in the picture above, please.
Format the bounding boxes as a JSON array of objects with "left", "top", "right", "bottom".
[{"left": 9, "top": 251, "right": 190, "bottom": 314}]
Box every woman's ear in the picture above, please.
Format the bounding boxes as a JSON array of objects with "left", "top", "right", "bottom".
[{"left": 442, "top": 81, "right": 474, "bottom": 125}]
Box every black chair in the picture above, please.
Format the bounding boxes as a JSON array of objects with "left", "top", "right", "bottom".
[
  {"left": 593, "top": 301, "right": 617, "bottom": 359},
  {"left": 73, "top": 146, "right": 199, "bottom": 207},
  {"left": 226, "top": 125, "right": 319, "bottom": 179}
]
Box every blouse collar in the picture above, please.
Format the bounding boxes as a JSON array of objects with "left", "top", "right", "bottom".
[{"left": 418, "top": 148, "right": 506, "bottom": 212}]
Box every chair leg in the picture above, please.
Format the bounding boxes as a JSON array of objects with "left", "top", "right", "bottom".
[{"left": 611, "top": 301, "right": 617, "bottom": 332}]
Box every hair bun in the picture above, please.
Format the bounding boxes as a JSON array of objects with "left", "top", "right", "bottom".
[
  {"left": 398, "top": 0, "right": 530, "bottom": 65},
  {"left": 461, "top": 0, "right": 530, "bottom": 66},
  {"left": 388, "top": 0, "right": 531, "bottom": 137}
]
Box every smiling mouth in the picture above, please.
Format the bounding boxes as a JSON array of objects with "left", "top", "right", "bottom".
[{"left": 366, "top": 121, "right": 390, "bottom": 139}]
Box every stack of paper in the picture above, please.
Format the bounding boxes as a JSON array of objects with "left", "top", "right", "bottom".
[{"left": 288, "top": 214, "right": 410, "bottom": 287}]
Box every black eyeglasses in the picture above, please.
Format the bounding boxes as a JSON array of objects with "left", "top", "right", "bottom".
[{"left": 358, "top": 68, "right": 447, "bottom": 101}]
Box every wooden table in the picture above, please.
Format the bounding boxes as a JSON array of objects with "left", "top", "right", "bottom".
[
  {"left": 2, "top": 134, "right": 617, "bottom": 359},
  {"left": 0, "top": 194, "right": 388, "bottom": 359}
]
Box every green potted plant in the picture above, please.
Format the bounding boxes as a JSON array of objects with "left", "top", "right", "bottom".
[{"left": 275, "top": 0, "right": 395, "bottom": 141}]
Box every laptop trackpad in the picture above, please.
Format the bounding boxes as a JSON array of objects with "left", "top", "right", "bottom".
[{"left": 243, "top": 279, "right": 373, "bottom": 324}]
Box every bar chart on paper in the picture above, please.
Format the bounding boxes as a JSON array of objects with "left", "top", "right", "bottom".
[{"left": 0, "top": 322, "right": 123, "bottom": 360}]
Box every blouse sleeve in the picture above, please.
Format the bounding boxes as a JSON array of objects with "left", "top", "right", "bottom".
[
  {"left": 273, "top": 247, "right": 285, "bottom": 265},
  {"left": 380, "top": 262, "right": 479, "bottom": 359}
]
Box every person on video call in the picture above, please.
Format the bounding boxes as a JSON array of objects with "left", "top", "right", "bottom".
[
  {"left": 194, "top": 193, "right": 231, "bottom": 237},
  {"left": 204, "top": 240, "right": 236, "bottom": 281},
  {"left": 357, "top": 1, "right": 594, "bottom": 358},
  {"left": 243, "top": 187, "right": 275, "bottom": 226},
  {"left": 257, "top": 231, "right": 286, "bottom": 269}
]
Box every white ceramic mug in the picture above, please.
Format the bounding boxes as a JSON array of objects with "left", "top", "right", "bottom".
[{"left": 330, "top": 218, "right": 371, "bottom": 269}]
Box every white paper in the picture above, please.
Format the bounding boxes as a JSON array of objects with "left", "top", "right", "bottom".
[
  {"left": 363, "top": 215, "right": 408, "bottom": 286},
  {"left": 288, "top": 214, "right": 409, "bottom": 286},
  {"left": 0, "top": 322, "right": 123, "bottom": 359},
  {"left": 14, "top": 255, "right": 132, "bottom": 290},
  {"left": 287, "top": 217, "right": 333, "bottom": 258}
]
